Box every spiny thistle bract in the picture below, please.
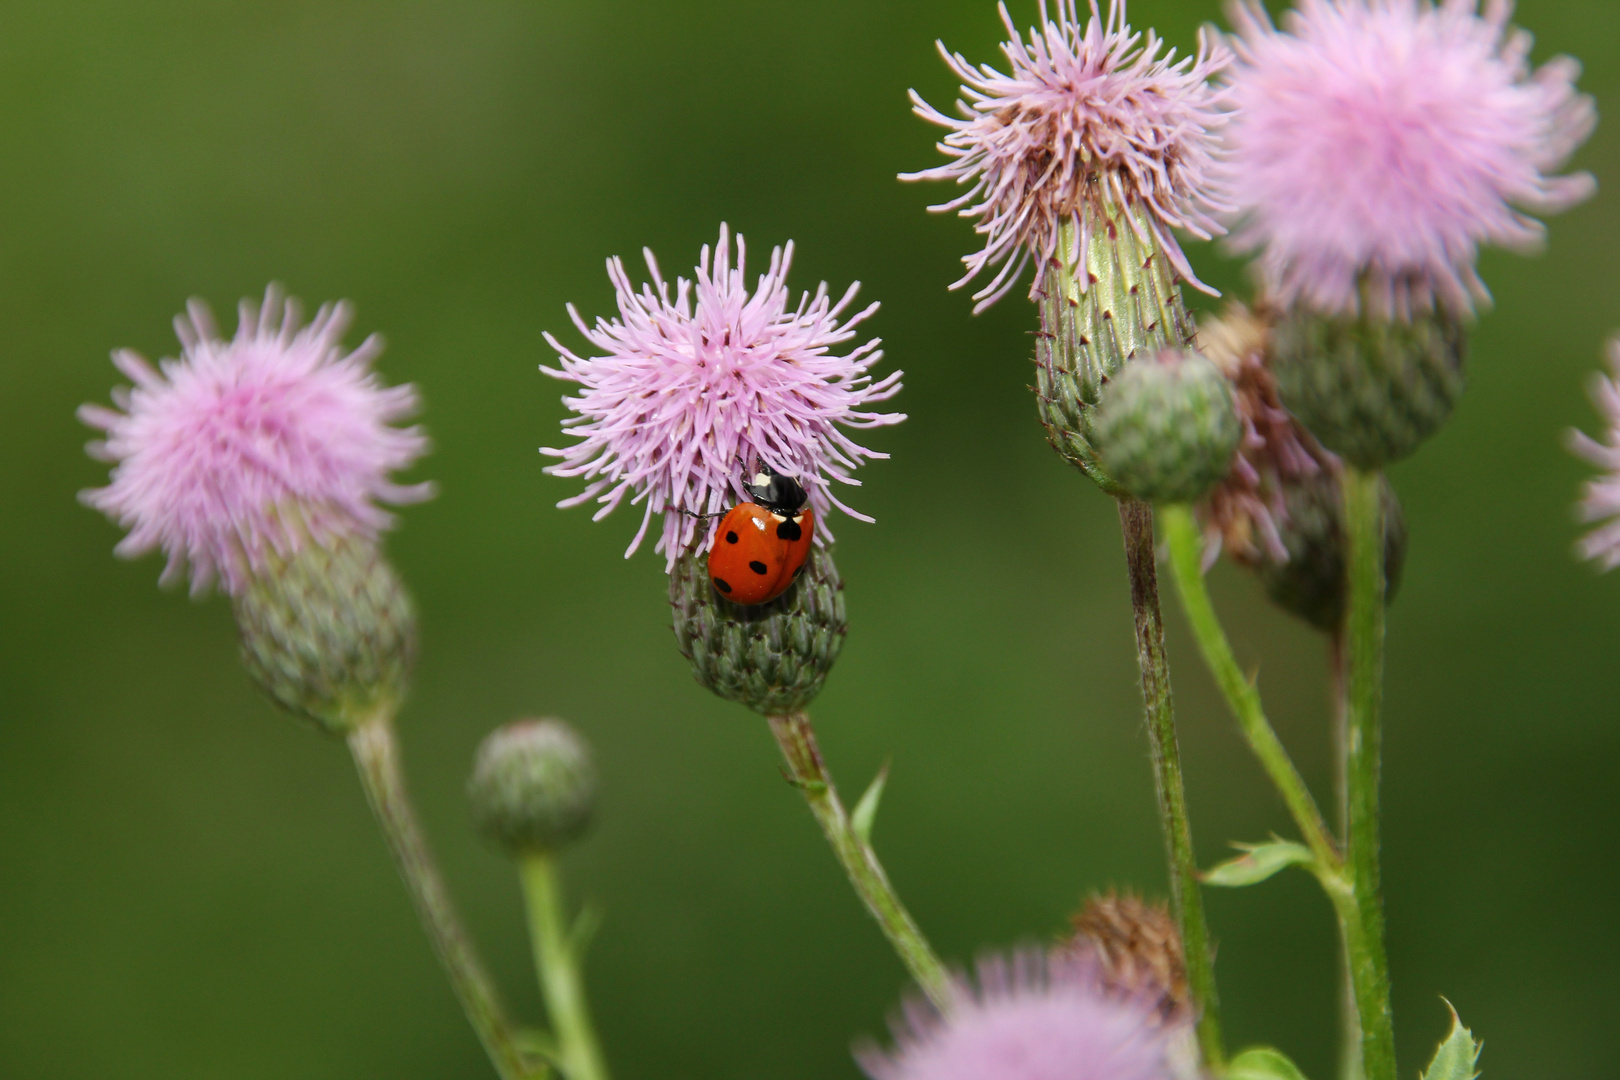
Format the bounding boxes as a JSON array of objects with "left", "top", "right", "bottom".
[{"left": 1091, "top": 349, "right": 1242, "bottom": 505}]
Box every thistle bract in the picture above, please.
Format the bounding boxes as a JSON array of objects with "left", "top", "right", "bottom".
[{"left": 670, "top": 545, "right": 846, "bottom": 717}]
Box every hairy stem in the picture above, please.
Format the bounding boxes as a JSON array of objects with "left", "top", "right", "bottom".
[
  {"left": 766, "top": 711, "right": 952, "bottom": 1010},
  {"left": 1329, "top": 628, "right": 1364, "bottom": 1080},
  {"left": 1342, "top": 467, "right": 1396, "bottom": 1080},
  {"left": 348, "top": 716, "right": 534, "bottom": 1080},
  {"left": 520, "top": 854, "right": 609, "bottom": 1080},
  {"left": 1117, "top": 499, "right": 1222, "bottom": 1066}
]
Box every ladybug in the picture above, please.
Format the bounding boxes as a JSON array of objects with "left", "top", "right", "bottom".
[{"left": 706, "top": 466, "right": 815, "bottom": 605}]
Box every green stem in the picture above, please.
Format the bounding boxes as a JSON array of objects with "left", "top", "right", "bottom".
[
  {"left": 1329, "top": 628, "right": 1365, "bottom": 1080},
  {"left": 1116, "top": 499, "right": 1223, "bottom": 1067},
  {"left": 766, "top": 711, "right": 953, "bottom": 1010},
  {"left": 520, "top": 854, "right": 610, "bottom": 1080},
  {"left": 1160, "top": 504, "right": 1340, "bottom": 870},
  {"left": 347, "top": 716, "right": 535, "bottom": 1080},
  {"left": 1342, "top": 467, "right": 1396, "bottom": 1080}
]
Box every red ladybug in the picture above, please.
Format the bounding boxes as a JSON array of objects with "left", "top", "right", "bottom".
[{"left": 707, "top": 466, "right": 815, "bottom": 605}]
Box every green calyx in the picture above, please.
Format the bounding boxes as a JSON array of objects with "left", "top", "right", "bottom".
[
  {"left": 1092, "top": 350, "right": 1242, "bottom": 505},
  {"left": 1255, "top": 470, "right": 1408, "bottom": 632},
  {"left": 1034, "top": 200, "right": 1198, "bottom": 494},
  {"left": 233, "top": 530, "right": 416, "bottom": 736},
  {"left": 670, "top": 545, "right": 846, "bottom": 716},
  {"left": 467, "top": 719, "right": 598, "bottom": 856},
  {"left": 1271, "top": 308, "right": 1467, "bottom": 469}
]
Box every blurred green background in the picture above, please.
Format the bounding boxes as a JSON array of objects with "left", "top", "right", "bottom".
[{"left": 1, "top": 1, "right": 1616, "bottom": 1077}]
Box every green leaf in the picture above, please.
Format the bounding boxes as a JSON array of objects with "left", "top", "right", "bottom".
[
  {"left": 1419, "top": 1000, "right": 1481, "bottom": 1080},
  {"left": 1202, "top": 840, "right": 1314, "bottom": 887},
  {"left": 570, "top": 903, "right": 603, "bottom": 958},
  {"left": 851, "top": 760, "right": 890, "bottom": 845},
  {"left": 1227, "top": 1046, "right": 1309, "bottom": 1080}
]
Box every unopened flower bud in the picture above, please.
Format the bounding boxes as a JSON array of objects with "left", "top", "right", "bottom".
[
  {"left": 670, "top": 544, "right": 846, "bottom": 716},
  {"left": 233, "top": 529, "right": 416, "bottom": 735},
  {"left": 1256, "top": 470, "right": 1408, "bottom": 631},
  {"left": 468, "top": 719, "right": 598, "bottom": 855},
  {"left": 1091, "top": 349, "right": 1242, "bottom": 504},
  {"left": 1271, "top": 310, "right": 1467, "bottom": 469}
]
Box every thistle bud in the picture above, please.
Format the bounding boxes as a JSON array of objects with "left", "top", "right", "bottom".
[
  {"left": 233, "top": 530, "right": 416, "bottom": 736},
  {"left": 467, "top": 719, "right": 598, "bottom": 855},
  {"left": 1271, "top": 309, "right": 1467, "bottom": 469},
  {"left": 670, "top": 544, "right": 846, "bottom": 716},
  {"left": 1255, "top": 470, "right": 1408, "bottom": 631},
  {"left": 1091, "top": 350, "right": 1242, "bottom": 505}
]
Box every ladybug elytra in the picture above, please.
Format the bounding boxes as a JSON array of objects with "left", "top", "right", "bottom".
[{"left": 706, "top": 466, "right": 815, "bottom": 605}]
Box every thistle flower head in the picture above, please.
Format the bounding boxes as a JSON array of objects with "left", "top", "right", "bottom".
[
  {"left": 1197, "top": 305, "right": 1331, "bottom": 566},
  {"left": 903, "top": 0, "right": 1231, "bottom": 312},
  {"left": 858, "top": 950, "right": 1179, "bottom": 1080},
  {"left": 1221, "top": 0, "right": 1597, "bottom": 318},
  {"left": 1570, "top": 337, "right": 1620, "bottom": 571},
  {"left": 542, "top": 225, "right": 904, "bottom": 572},
  {"left": 79, "top": 286, "right": 432, "bottom": 596}
]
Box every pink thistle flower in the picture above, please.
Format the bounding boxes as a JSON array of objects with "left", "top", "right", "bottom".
[
  {"left": 1221, "top": 0, "right": 1597, "bottom": 318},
  {"left": 79, "top": 285, "right": 432, "bottom": 596},
  {"left": 858, "top": 950, "right": 1181, "bottom": 1080},
  {"left": 903, "top": 0, "right": 1231, "bottom": 313},
  {"left": 541, "top": 225, "right": 905, "bottom": 572},
  {"left": 1570, "top": 337, "right": 1620, "bottom": 571}
]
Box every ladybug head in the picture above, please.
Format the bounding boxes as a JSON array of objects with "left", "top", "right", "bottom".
[{"left": 744, "top": 465, "right": 809, "bottom": 516}]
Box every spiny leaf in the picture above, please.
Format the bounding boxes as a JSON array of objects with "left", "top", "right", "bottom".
[
  {"left": 1419, "top": 1000, "right": 1481, "bottom": 1080},
  {"left": 851, "top": 760, "right": 891, "bottom": 845},
  {"left": 1227, "top": 1046, "right": 1310, "bottom": 1080},
  {"left": 1202, "top": 840, "right": 1314, "bottom": 887}
]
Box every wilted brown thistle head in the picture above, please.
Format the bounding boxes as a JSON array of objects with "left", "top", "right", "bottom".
[{"left": 1069, "top": 892, "right": 1190, "bottom": 1024}]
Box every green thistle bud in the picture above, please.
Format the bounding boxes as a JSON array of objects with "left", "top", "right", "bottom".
[
  {"left": 670, "top": 544, "right": 846, "bottom": 716},
  {"left": 1035, "top": 205, "right": 1199, "bottom": 494},
  {"left": 1092, "top": 350, "right": 1242, "bottom": 505},
  {"left": 1256, "top": 470, "right": 1408, "bottom": 631},
  {"left": 1271, "top": 309, "right": 1467, "bottom": 469},
  {"left": 467, "top": 719, "right": 598, "bottom": 855},
  {"left": 233, "top": 531, "right": 416, "bottom": 736}
]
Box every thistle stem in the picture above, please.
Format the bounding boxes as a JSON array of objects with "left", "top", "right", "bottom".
[
  {"left": 766, "top": 711, "right": 952, "bottom": 1010},
  {"left": 1342, "top": 467, "right": 1396, "bottom": 1080},
  {"left": 520, "top": 854, "right": 610, "bottom": 1080},
  {"left": 1329, "top": 627, "right": 1364, "bottom": 1080},
  {"left": 1116, "top": 499, "right": 1222, "bottom": 1066},
  {"left": 347, "top": 716, "right": 535, "bottom": 1080},
  {"left": 1160, "top": 504, "right": 1340, "bottom": 869}
]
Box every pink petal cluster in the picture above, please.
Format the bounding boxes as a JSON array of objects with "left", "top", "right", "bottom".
[
  {"left": 80, "top": 286, "right": 432, "bottom": 596},
  {"left": 903, "top": 0, "right": 1231, "bottom": 312},
  {"left": 1198, "top": 306, "right": 1332, "bottom": 566},
  {"left": 1221, "top": 0, "right": 1597, "bottom": 318},
  {"left": 1571, "top": 338, "right": 1620, "bottom": 571},
  {"left": 542, "top": 226, "right": 904, "bottom": 571},
  {"left": 858, "top": 951, "right": 1179, "bottom": 1080}
]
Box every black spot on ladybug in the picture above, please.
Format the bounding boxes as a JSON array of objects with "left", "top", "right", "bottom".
[
  {"left": 748, "top": 560, "right": 769, "bottom": 575},
  {"left": 725, "top": 531, "right": 739, "bottom": 544},
  {"left": 775, "top": 518, "right": 802, "bottom": 541},
  {"left": 713, "top": 577, "right": 733, "bottom": 594}
]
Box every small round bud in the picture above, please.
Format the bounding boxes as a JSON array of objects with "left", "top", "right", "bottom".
[
  {"left": 1256, "top": 470, "right": 1408, "bottom": 631},
  {"left": 233, "top": 531, "right": 416, "bottom": 736},
  {"left": 1092, "top": 350, "right": 1243, "bottom": 504},
  {"left": 468, "top": 719, "right": 598, "bottom": 855},
  {"left": 670, "top": 544, "right": 846, "bottom": 716},
  {"left": 1271, "top": 309, "right": 1467, "bottom": 469}
]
